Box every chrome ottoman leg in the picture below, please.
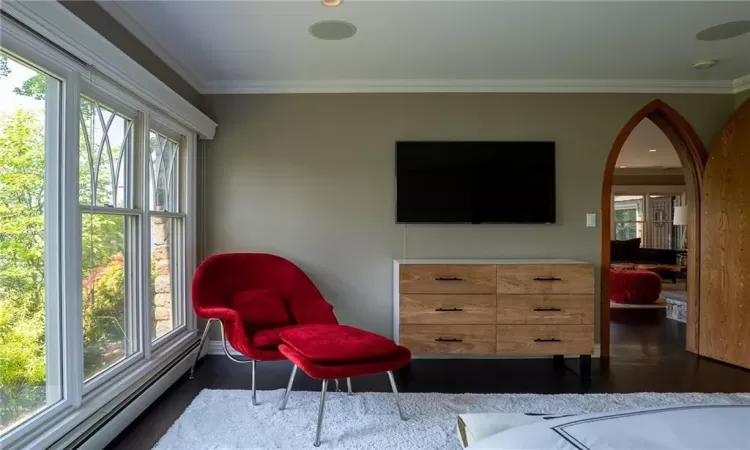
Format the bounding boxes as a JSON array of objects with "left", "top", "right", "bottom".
[
  {"left": 346, "top": 377, "right": 353, "bottom": 396},
  {"left": 387, "top": 371, "right": 407, "bottom": 421},
  {"left": 314, "top": 380, "right": 329, "bottom": 447},
  {"left": 279, "top": 365, "right": 298, "bottom": 410},
  {"left": 251, "top": 359, "right": 257, "bottom": 406}
]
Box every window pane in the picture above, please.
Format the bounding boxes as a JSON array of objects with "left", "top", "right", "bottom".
[
  {"left": 614, "top": 195, "right": 645, "bottom": 242},
  {"left": 82, "top": 213, "right": 137, "bottom": 381},
  {"left": 151, "top": 217, "right": 182, "bottom": 340},
  {"left": 0, "top": 53, "right": 62, "bottom": 433},
  {"left": 615, "top": 222, "right": 644, "bottom": 241},
  {"left": 614, "top": 195, "right": 644, "bottom": 220},
  {"left": 79, "top": 97, "right": 133, "bottom": 208},
  {"left": 149, "top": 132, "right": 179, "bottom": 212}
]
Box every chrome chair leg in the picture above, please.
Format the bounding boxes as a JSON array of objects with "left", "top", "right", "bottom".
[
  {"left": 279, "top": 365, "right": 298, "bottom": 410},
  {"left": 334, "top": 379, "right": 340, "bottom": 392},
  {"left": 189, "top": 318, "right": 215, "bottom": 379},
  {"left": 346, "top": 377, "right": 353, "bottom": 396},
  {"left": 314, "top": 380, "right": 329, "bottom": 447},
  {"left": 251, "top": 359, "right": 257, "bottom": 406},
  {"left": 387, "top": 371, "right": 407, "bottom": 421}
]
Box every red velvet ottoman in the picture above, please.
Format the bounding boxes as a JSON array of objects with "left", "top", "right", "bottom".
[
  {"left": 610, "top": 268, "right": 662, "bottom": 304},
  {"left": 277, "top": 324, "right": 411, "bottom": 447}
]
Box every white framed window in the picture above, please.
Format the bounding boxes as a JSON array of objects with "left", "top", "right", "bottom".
[
  {"left": 0, "top": 48, "right": 65, "bottom": 440},
  {"left": 78, "top": 94, "right": 142, "bottom": 389},
  {"left": 613, "top": 195, "right": 645, "bottom": 242},
  {"left": 0, "top": 3, "right": 213, "bottom": 447},
  {"left": 147, "top": 125, "right": 187, "bottom": 344},
  {"left": 612, "top": 186, "right": 686, "bottom": 250}
]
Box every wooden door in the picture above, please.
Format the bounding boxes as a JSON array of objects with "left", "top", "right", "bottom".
[{"left": 700, "top": 100, "right": 750, "bottom": 368}]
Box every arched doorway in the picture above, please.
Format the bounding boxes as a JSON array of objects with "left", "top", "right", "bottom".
[{"left": 600, "top": 99, "right": 707, "bottom": 357}]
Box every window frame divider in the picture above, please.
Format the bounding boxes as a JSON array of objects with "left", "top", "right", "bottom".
[
  {"left": 140, "top": 111, "right": 153, "bottom": 360},
  {"left": 43, "top": 69, "right": 64, "bottom": 408},
  {"left": 185, "top": 133, "right": 198, "bottom": 334},
  {"left": 62, "top": 70, "right": 85, "bottom": 412}
]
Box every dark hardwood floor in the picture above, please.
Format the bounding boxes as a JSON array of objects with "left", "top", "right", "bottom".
[{"left": 107, "top": 320, "right": 750, "bottom": 449}]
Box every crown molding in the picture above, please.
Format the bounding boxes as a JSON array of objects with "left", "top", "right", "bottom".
[
  {"left": 733, "top": 74, "right": 750, "bottom": 94},
  {"left": 202, "top": 78, "right": 735, "bottom": 95},
  {"left": 95, "top": 0, "right": 206, "bottom": 93}
]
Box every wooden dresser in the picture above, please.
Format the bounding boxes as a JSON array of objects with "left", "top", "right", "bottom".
[{"left": 393, "top": 259, "right": 595, "bottom": 377}]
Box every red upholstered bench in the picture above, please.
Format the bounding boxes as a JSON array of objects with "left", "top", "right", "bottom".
[{"left": 277, "top": 324, "right": 412, "bottom": 447}]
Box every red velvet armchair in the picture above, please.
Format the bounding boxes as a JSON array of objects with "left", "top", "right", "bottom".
[{"left": 190, "top": 253, "right": 338, "bottom": 404}]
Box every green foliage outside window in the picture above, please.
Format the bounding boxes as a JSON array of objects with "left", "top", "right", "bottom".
[{"left": 0, "top": 59, "right": 157, "bottom": 429}]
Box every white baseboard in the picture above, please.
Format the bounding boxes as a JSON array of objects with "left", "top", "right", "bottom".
[{"left": 206, "top": 341, "right": 601, "bottom": 358}]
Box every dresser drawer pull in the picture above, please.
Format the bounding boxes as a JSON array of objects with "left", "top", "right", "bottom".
[
  {"left": 533, "top": 307, "right": 562, "bottom": 312},
  {"left": 435, "top": 307, "right": 463, "bottom": 312},
  {"left": 434, "top": 276, "right": 463, "bottom": 281},
  {"left": 533, "top": 277, "right": 562, "bottom": 281},
  {"left": 435, "top": 337, "right": 463, "bottom": 343},
  {"left": 534, "top": 338, "right": 562, "bottom": 343}
]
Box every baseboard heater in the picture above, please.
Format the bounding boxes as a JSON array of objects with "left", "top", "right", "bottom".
[{"left": 53, "top": 342, "right": 199, "bottom": 449}]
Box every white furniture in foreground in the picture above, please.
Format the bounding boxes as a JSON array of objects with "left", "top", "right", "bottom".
[{"left": 468, "top": 404, "right": 750, "bottom": 449}]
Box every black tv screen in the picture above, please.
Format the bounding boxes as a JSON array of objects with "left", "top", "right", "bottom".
[{"left": 396, "top": 141, "right": 556, "bottom": 224}]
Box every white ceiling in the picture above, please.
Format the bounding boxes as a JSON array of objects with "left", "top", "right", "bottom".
[
  {"left": 101, "top": 1, "right": 750, "bottom": 94},
  {"left": 617, "top": 119, "right": 682, "bottom": 168}
]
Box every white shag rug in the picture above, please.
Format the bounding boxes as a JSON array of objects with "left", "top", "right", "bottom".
[{"left": 154, "top": 389, "right": 750, "bottom": 449}]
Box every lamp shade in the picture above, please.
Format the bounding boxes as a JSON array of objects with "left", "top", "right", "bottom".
[{"left": 673, "top": 206, "right": 688, "bottom": 226}]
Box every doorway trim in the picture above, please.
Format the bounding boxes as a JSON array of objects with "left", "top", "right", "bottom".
[{"left": 600, "top": 99, "right": 707, "bottom": 357}]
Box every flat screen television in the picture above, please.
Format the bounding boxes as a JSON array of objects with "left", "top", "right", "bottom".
[{"left": 396, "top": 141, "right": 556, "bottom": 224}]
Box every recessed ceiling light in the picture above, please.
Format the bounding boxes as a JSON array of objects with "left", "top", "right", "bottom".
[
  {"left": 693, "top": 60, "right": 718, "bottom": 70},
  {"left": 696, "top": 21, "right": 750, "bottom": 41},
  {"left": 321, "top": 0, "right": 342, "bottom": 6},
  {"left": 620, "top": 166, "right": 627, "bottom": 169},
  {"left": 649, "top": 149, "right": 658, "bottom": 152},
  {"left": 309, "top": 20, "right": 357, "bottom": 40}
]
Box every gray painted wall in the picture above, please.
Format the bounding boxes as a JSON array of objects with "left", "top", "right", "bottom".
[
  {"left": 59, "top": 0, "right": 201, "bottom": 108},
  {"left": 200, "top": 93, "right": 733, "bottom": 341}
]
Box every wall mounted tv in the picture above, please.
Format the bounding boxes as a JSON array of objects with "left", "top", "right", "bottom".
[{"left": 396, "top": 141, "right": 556, "bottom": 224}]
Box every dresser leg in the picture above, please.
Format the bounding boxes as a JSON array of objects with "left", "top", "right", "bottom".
[{"left": 579, "top": 355, "right": 592, "bottom": 382}]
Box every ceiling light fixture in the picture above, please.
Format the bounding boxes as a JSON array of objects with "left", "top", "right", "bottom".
[
  {"left": 693, "top": 60, "right": 718, "bottom": 70},
  {"left": 309, "top": 20, "right": 357, "bottom": 40},
  {"left": 649, "top": 149, "right": 658, "bottom": 152},
  {"left": 321, "top": 0, "right": 342, "bottom": 6},
  {"left": 696, "top": 21, "right": 750, "bottom": 41},
  {"left": 620, "top": 166, "right": 627, "bottom": 169}
]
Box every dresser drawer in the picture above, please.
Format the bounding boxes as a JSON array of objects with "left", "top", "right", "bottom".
[
  {"left": 400, "top": 265, "right": 496, "bottom": 294},
  {"left": 400, "top": 325, "right": 496, "bottom": 354},
  {"left": 496, "top": 295, "right": 593, "bottom": 325},
  {"left": 496, "top": 265, "right": 593, "bottom": 294},
  {"left": 400, "top": 294, "right": 496, "bottom": 325},
  {"left": 496, "top": 325, "right": 594, "bottom": 355}
]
